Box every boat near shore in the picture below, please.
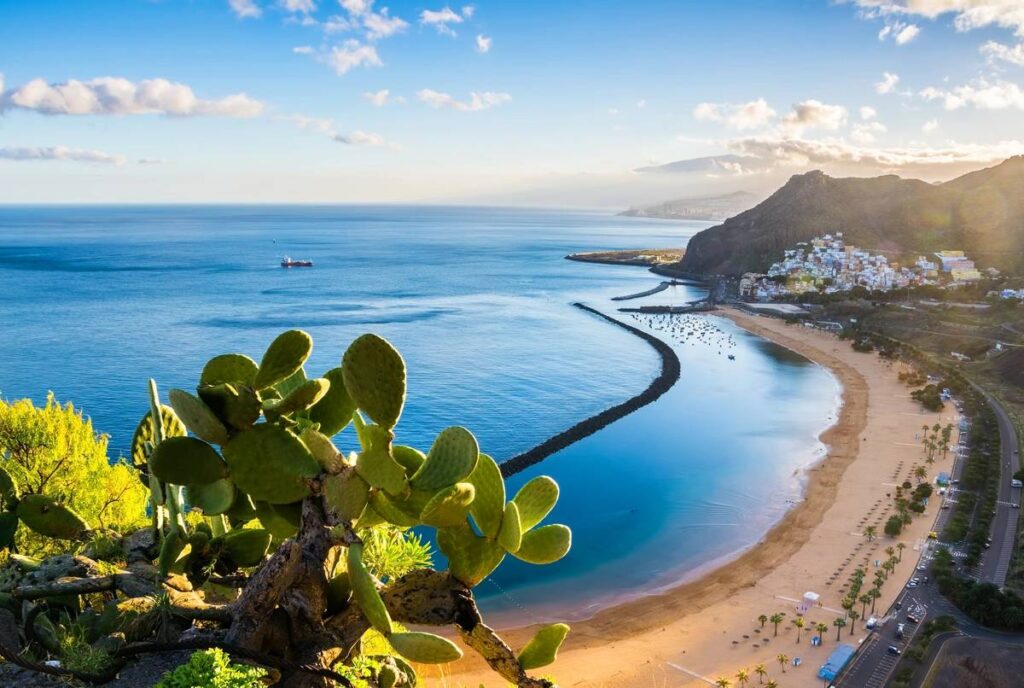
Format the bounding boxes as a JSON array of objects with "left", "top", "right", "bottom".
[{"left": 280, "top": 256, "right": 313, "bottom": 268}]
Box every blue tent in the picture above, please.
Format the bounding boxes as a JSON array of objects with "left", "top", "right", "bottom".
[{"left": 818, "top": 643, "right": 856, "bottom": 681}]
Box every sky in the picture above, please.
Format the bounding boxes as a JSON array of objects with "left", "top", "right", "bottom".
[{"left": 2, "top": 0, "right": 1024, "bottom": 205}]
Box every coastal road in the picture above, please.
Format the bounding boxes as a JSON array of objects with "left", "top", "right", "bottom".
[{"left": 972, "top": 385, "right": 1022, "bottom": 586}]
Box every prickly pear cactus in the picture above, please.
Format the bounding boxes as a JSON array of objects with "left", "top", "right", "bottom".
[{"left": 114, "top": 329, "right": 573, "bottom": 688}]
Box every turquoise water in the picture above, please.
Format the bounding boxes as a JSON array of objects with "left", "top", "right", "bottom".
[{"left": 0, "top": 205, "right": 838, "bottom": 619}]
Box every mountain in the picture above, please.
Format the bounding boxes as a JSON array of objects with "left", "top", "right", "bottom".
[
  {"left": 677, "top": 157, "right": 1024, "bottom": 277},
  {"left": 620, "top": 190, "right": 760, "bottom": 221},
  {"left": 633, "top": 155, "right": 754, "bottom": 175}
]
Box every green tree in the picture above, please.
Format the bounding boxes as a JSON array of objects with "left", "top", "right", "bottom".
[
  {"left": 0, "top": 395, "right": 149, "bottom": 557},
  {"left": 735, "top": 668, "right": 750, "bottom": 687},
  {"left": 863, "top": 525, "right": 877, "bottom": 541},
  {"left": 897, "top": 542, "right": 906, "bottom": 562},
  {"left": 770, "top": 612, "right": 786, "bottom": 637},
  {"left": 834, "top": 617, "right": 846, "bottom": 641},
  {"left": 776, "top": 653, "right": 789, "bottom": 674},
  {"left": 758, "top": 614, "right": 768, "bottom": 629},
  {"left": 754, "top": 663, "right": 767, "bottom": 684},
  {"left": 792, "top": 617, "right": 805, "bottom": 643},
  {"left": 816, "top": 622, "right": 828, "bottom": 643}
]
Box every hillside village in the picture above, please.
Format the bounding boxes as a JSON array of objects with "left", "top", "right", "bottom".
[{"left": 739, "top": 233, "right": 988, "bottom": 301}]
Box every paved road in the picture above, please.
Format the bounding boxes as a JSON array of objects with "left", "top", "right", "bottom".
[{"left": 973, "top": 385, "right": 1022, "bottom": 586}]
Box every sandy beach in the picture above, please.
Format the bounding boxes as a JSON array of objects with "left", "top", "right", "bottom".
[{"left": 442, "top": 307, "right": 957, "bottom": 687}]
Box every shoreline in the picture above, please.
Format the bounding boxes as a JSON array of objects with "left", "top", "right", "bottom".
[
  {"left": 450, "top": 305, "right": 954, "bottom": 687},
  {"left": 499, "top": 302, "right": 681, "bottom": 477}
]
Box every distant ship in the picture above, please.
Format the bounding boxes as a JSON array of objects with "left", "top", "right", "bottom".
[{"left": 280, "top": 256, "right": 313, "bottom": 268}]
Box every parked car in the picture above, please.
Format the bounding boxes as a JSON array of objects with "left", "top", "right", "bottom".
[
  {"left": 907, "top": 613, "right": 920, "bottom": 623},
  {"left": 895, "top": 623, "right": 905, "bottom": 639},
  {"left": 887, "top": 645, "right": 902, "bottom": 655}
]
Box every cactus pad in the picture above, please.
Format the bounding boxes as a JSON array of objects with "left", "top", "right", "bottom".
[
  {"left": 299, "top": 428, "right": 345, "bottom": 473},
  {"left": 353, "top": 416, "right": 408, "bottom": 496},
  {"left": 15, "top": 495, "right": 88, "bottom": 544},
  {"left": 437, "top": 523, "right": 505, "bottom": 587},
  {"left": 497, "top": 501, "right": 523, "bottom": 554},
  {"left": 420, "top": 483, "right": 476, "bottom": 528},
  {"left": 369, "top": 490, "right": 421, "bottom": 527},
  {"left": 158, "top": 530, "right": 187, "bottom": 577},
  {"left": 341, "top": 334, "right": 406, "bottom": 429},
  {"left": 326, "top": 572, "right": 352, "bottom": 614},
  {"left": 392, "top": 445, "right": 426, "bottom": 474},
  {"left": 219, "top": 528, "right": 272, "bottom": 567},
  {"left": 0, "top": 466, "right": 20, "bottom": 511},
  {"left": 0, "top": 512, "right": 18, "bottom": 549},
  {"left": 185, "top": 478, "right": 236, "bottom": 516},
  {"left": 512, "top": 524, "right": 571, "bottom": 565},
  {"left": 389, "top": 631, "right": 463, "bottom": 664},
  {"left": 223, "top": 425, "right": 319, "bottom": 504},
  {"left": 263, "top": 377, "right": 330, "bottom": 417},
  {"left": 200, "top": 353, "right": 259, "bottom": 387},
  {"left": 224, "top": 490, "right": 257, "bottom": 524},
  {"left": 517, "top": 623, "right": 570, "bottom": 670},
  {"left": 308, "top": 367, "right": 356, "bottom": 436},
  {"left": 512, "top": 476, "right": 559, "bottom": 531},
  {"left": 197, "top": 383, "right": 261, "bottom": 431},
  {"left": 323, "top": 471, "right": 369, "bottom": 523},
  {"left": 347, "top": 543, "right": 392, "bottom": 634},
  {"left": 410, "top": 427, "right": 479, "bottom": 492},
  {"left": 131, "top": 405, "right": 186, "bottom": 468},
  {"left": 168, "top": 389, "right": 229, "bottom": 445},
  {"left": 148, "top": 436, "right": 228, "bottom": 486},
  {"left": 254, "top": 330, "right": 313, "bottom": 390},
  {"left": 467, "top": 453, "right": 504, "bottom": 538},
  {"left": 253, "top": 500, "right": 299, "bottom": 540}
]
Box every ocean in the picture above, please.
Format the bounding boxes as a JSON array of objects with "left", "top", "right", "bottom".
[{"left": 0, "top": 205, "right": 839, "bottom": 620}]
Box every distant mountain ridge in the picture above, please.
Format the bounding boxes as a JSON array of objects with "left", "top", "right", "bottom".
[
  {"left": 620, "top": 190, "right": 759, "bottom": 221},
  {"left": 677, "top": 157, "right": 1024, "bottom": 277}
]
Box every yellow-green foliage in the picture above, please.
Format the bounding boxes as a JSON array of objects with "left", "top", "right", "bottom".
[{"left": 0, "top": 394, "right": 149, "bottom": 557}]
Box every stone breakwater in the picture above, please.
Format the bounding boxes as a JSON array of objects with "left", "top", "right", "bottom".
[{"left": 499, "top": 302, "right": 681, "bottom": 477}]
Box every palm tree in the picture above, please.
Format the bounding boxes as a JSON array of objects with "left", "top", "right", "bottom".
[
  {"left": 754, "top": 663, "right": 767, "bottom": 684},
  {"left": 816, "top": 622, "right": 828, "bottom": 643},
  {"left": 777, "top": 653, "right": 789, "bottom": 674},
  {"left": 859, "top": 593, "right": 871, "bottom": 618},
  {"left": 715, "top": 679, "right": 731, "bottom": 688},
  {"left": 897, "top": 542, "right": 906, "bottom": 562},
  {"left": 793, "top": 617, "right": 805, "bottom": 643},
  {"left": 869, "top": 587, "right": 882, "bottom": 614},
  {"left": 758, "top": 614, "right": 768, "bottom": 629},
  {"left": 770, "top": 612, "right": 786, "bottom": 637},
  {"left": 765, "top": 681, "right": 778, "bottom": 688},
  {"left": 885, "top": 546, "right": 895, "bottom": 559},
  {"left": 841, "top": 597, "right": 854, "bottom": 616},
  {"left": 914, "top": 465, "right": 927, "bottom": 483},
  {"left": 834, "top": 616, "right": 847, "bottom": 641},
  {"left": 735, "top": 668, "right": 750, "bottom": 687},
  {"left": 848, "top": 610, "right": 860, "bottom": 634},
  {"left": 864, "top": 525, "right": 877, "bottom": 541}
]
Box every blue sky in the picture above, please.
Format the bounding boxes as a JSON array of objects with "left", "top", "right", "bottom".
[{"left": 2, "top": 0, "right": 1024, "bottom": 204}]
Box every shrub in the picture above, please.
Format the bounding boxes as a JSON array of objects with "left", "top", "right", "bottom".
[
  {"left": 884, "top": 515, "right": 903, "bottom": 537},
  {"left": 155, "top": 649, "right": 268, "bottom": 688}
]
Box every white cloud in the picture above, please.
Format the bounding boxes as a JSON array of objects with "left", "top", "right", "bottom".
[
  {"left": 637, "top": 98, "right": 647, "bottom": 109},
  {"left": 228, "top": 0, "right": 262, "bottom": 19},
  {"left": 323, "top": 1, "right": 408, "bottom": 41},
  {"left": 416, "top": 89, "right": 511, "bottom": 111},
  {"left": 0, "top": 145, "right": 126, "bottom": 165},
  {"left": 894, "top": 23, "right": 921, "bottom": 43},
  {"left": 851, "top": 120, "right": 888, "bottom": 143},
  {"left": 876, "top": 71, "right": 900, "bottom": 94},
  {"left": 461, "top": 5, "right": 475, "bottom": 18},
  {"left": 782, "top": 99, "right": 848, "bottom": 132},
  {"left": 923, "top": 118, "right": 939, "bottom": 132},
  {"left": 323, "top": 40, "right": 382, "bottom": 75},
  {"left": 981, "top": 40, "right": 1024, "bottom": 65},
  {"left": 293, "top": 45, "right": 314, "bottom": 54},
  {"left": 363, "top": 88, "right": 401, "bottom": 106},
  {"left": 283, "top": 113, "right": 397, "bottom": 149},
  {"left": 279, "top": 0, "right": 315, "bottom": 12},
  {"left": 476, "top": 34, "right": 492, "bottom": 53},
  {"left": 0, "top": 76, "right": 264, "bottom": 117},
  {"left": 725, "top": 135, "right": 1024, "bottom": 171},
  {"left": 851, "top": 1, "right": 1024, "bottom": 37},
  {"left": 363, "top": 7, "right": 408, "bottom": 40},
  {"left": 860, "top": 105, "right": 878, "bottom": 119},
  {"left": 420, "top": 6, "right": 464, "bottom": 35},
  {"left": 692, "top": 98, "right": 777, "bottom": 130},
  {"left": 334, "top": 130, "right": 390, "bottom": 146},
  {"left": 921, "top": 78, "right": 1024, "bottom": 110}
]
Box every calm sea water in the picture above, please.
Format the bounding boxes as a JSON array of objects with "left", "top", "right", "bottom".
[{"left": 0, "top": 205, "right": 838, "bottom": 619}]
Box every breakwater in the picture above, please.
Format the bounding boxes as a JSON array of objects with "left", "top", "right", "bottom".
[{"left": 499, "top": 303, "right": 682, "bottom": 477}]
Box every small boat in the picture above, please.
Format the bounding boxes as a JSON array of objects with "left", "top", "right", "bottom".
[{"left": 281, "top": 256, "right": 313, "bottom": 268}]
